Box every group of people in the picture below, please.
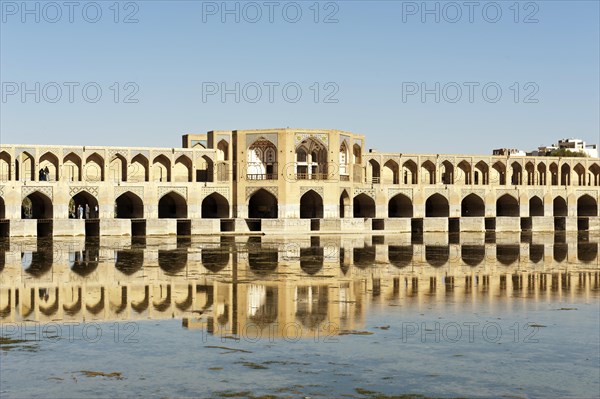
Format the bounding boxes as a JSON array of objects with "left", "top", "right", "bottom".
[
  {"left": 72, "top": 204, "right": 99, "bottom": 219},
  {"left": 38, "top": 166, "right": 50, "bottom": 181}
]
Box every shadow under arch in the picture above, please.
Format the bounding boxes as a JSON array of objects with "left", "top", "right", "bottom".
[
  {"left": 353, "top": 194, "right": 375, "bottom": 218},
  {"left": 153, "top": 285, "right": 171, "bottom": 312},
  {"left": 388, "top": 245, "right": 412, "bottom": 268},
  {"left": 461, "top": 194, "right": 485, "bottom": 217},
  {"left": 22, "top": 248, "right": 53, "bottom": 277},
  {"left": 426, "top": 246, "right": 449, "bottom": 267},
  {"left": 388, "top": 194, "right": 413, "bottom": 218},
  {"left": 202, "top": 192, "right": 230, "bottom": 218},
  {"left": 69, "top": 244, "right": 99, "bottom": 277},
  {"left": 22, "top": 191, "right": 53, "bottom": 219},
  {"left": 85, "top": 287, "right": 105, "bottom": 315},
  {"left": 63, "top": 287, "right": 82, "bottom": 316},
  {"left": 175, "top": 285, "right": 194, "bottom": 311},
  {"left": 553, "top": 242, "right": 568, "bottom": 263},
  {"left": 131, "top": 286, "right": 149, "bottom": 314},
  {"left": 158, "top": 249, "right": 188, "bottom": 275},
  {"left": 248, "top": 189, "right": 278, "bottom": 218},
  {"left": 300, "top": 190, "right": 324, "bottom": 219},
  {"left": 115, "top": 191, "right": 144, "bottom": 218},
  {"left": 353, "top": 246, "right": 375, "bottom": 268},
  {"left": 497, "top": 245, "right": 520, "bottom": 265},
  {"left": 38, "top": 287, "right": 59, "bottom": 317},
  {"left": 115, "top": 250, "right": 144, "bottom": 275},
  {"left": 461, "top": 245, "right": 485, "bottom": 267},
  {"left": 69, "top": 190, "right": 99, "bottom": 219},
  {"left": 425, "top": 194, "right": 449, "bottom": 217},
  {"left": 202, "top": 245, "right": 230, "bottom": 273},
  {"left": 529, "top": 244, "right": 544, "bottom": 264},
  {"left": 158, "top": 191, "right": 187, "bottom": 218}
]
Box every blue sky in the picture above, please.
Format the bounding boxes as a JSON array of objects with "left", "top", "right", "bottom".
[{"left": 1, "top": 0, "right": 598, "bottom": 154}]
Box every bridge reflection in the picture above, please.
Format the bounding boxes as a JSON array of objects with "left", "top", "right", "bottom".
[{"left": 0, "top": 233, "right": 598, "bottom": 338}]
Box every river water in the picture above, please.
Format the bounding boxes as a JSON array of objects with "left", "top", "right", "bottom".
[{"left": 1, "top": 233, "right": 598, "bottom": 398}]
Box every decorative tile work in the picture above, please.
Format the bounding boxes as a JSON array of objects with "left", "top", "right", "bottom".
[
  {"left": 158, "top": 186, "right": 187, "bottom": 200},
  {"left": 246, "top": 186, "right": 277, "bottom": 200},
  {"left": 300, "top": 186, "right": 324, "bottom": 197},
  {"left": 69, "top": 186, "right": 99, "bottom": 197},
  {"left": 202, "top": 186, "right": 229, "bottom": 199},
  {"left": 22, "top": 186, "right": 53, "bottom": 200},
  {"left": 114, "top": 186, "right": 144, "bottom": 199},
  {"left": 388, "top": 188, "right": 412, "bottom": 199},
  {"left": 353, "top": 187, "right": 375, "bottom": 198},
  {"left": 294, "top": 132, "right": 328, "bottom": 148},
  {"left": 246, "top": 133, "right": 278, "bottom": 149}
]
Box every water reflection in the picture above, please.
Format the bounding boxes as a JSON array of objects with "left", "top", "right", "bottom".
[{"left": 0, "top": 233, "right": 597, "bottom": 334}]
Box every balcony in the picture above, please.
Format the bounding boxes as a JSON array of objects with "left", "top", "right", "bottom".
[
  {"left": 295, "top": 173, "right": 329, "bottom": 180},
  {"left": 340, "top": 175, "right": 350, "bottom": 181},
  {"left": 246, "top": 174, "right": 278, "bottom": 180}
]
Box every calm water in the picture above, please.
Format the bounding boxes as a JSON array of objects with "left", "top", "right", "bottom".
[{"left": 1, "top": 233, "right": 599, "bottom": 399}]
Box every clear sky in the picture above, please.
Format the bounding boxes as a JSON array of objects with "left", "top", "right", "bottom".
[{"left": 1, "top": 0, "right": 598, "bottom": 154}]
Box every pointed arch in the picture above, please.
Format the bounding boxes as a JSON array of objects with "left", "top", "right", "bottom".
[
  {"left": 496, "top": 194, "right": 519, "bottom": 217},
  {"left": 492, "top": 161, "right": 506, "bottom": 185},
  {"left": 421, "top": 160, "right": 436, "bottom": 184},
  {"left": 457, "top": 160, "right": 471, "bottom": 184},
  {"left": 383, "top": 159, "right": 399, "bottom": 184},
  {"left": 69, "top": 190, "right": 99, "bottom": 219},
  {"left": 577, "top": 195, "right": 597, "bottom": 217},
  {"left": 590, "top": 163, "right": 600, "bottom": 186},
  {"left": 197, "top": 155, "right": 214, "bottom": 182},
  {"left": 461, "top": 194, "right": 484, "bottom": 217},
  {"left": 247, "top": 137, "right": 277, "bottom": 180},
  {"left": 63, "top": 152, "right": 82, "bottom": 182},
  {"left": 549, "top": 163, "right": 559, "bottom": 186},
  {"left": 553, "top": 196, "right": 567, "bottom": 217},
  {"left": 217, "top": 139, "right": 229, "bottom": 161},
  {"left": 353, "top": 193, "right": 375, "bottom": 218},
  {"left": 39, "top": 152, "right": 59, "bottom": 181},
  {"left": 202, "top": 192, "right": 230, "bottom": 218},
  {"left": 573, "top": 163, "right": 585, "bottom": 186},
  {"left": 560, "top": 164, "right": 570, "bottom": 186},
  {"left": 21, "top": 191, "right": 53, "bottom": 219},
  {"left": 352, "top": 144, "right": 362, "bottom": 164},
  {"left": 0, "top": 151, "right": 11, "bottom": 182},
  {"left": 295, "top": 137, "right": 328, "bottom": 179},
  {"left": 108, "top": 153, "right": 127, "bottom": 182},
  {"left": 84, "top": 152, "right": 105, "bottom": 182},
  {"left": 474, "top": 160, "right": 489, "bottom": 185},
  {"left": 152, "top": 154, "right": 171, "bottom": 182},
  {"left": 115, "top": 191, "right": 144, "bottom": 218},
  {"left": 158, "top": 191, "right": 187, "bottom": 218},
  {"left": 339, "top": 141, "right": 349, "bottom": 177},
  {"left": 300, "top": 190, "right": 323, "bottom": 218},
  {"left": 248, "top": 189, "right": 278, "bottom": 218},
  {"left": 130, "top": 154, "right": 149, "bottom": 182},
  {"left": 174, "top": 155, "right": 193, "bottom": 182},
  {"left": 529, "top": 196, "right": 544, "bottom": 217},
  {"left": 402, "top": 160, "right": 418, "bottom": 184},
  {"left": 510, "top": 161, "right": 522, "bottom": 185},
  {"left": 425, "top": 193, "right": 449, "bottom": 217},
  {"left": 525, "top": 161, "right": 535, "bottom": 185},
  {"left": 17, "top": 151, "right": 35, "bottom": 181},
  {"left": 441, "top": 160, "right": 454, "bottom": 184},
  {"left": 339, "top": 190, "right": 350, "bottom": 218},
  {"left": 537, "top": 162, "right": 547, "bottom": 185},
  {"left": 367, "top": 159, "right": 381, "bottom": 183},
  {"left": 388, "top": 194, "right": 413, "bottom": 217}
]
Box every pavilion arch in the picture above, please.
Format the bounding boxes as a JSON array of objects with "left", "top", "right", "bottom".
[
  {"left": 560, "top": 164, "right": 570, "bottom": 186},
  {"left": 577, "top": 195, "right": 597, "bottom": 217},
  {"left": 353, "top": 193, "right": 375, "bottom": 218},
  {"left": 425, "top": 193, "right": 449, "bottom": 217},
  {"left": 537, "top": 162, "right": 547, "bottom": 185},
  {"left": 510, "top": 161, "right": 522, "bottom": 185},
  {"left": 247, "top": 138, "right": 277, "bottom": 179},
  {"left": 202, "top": 192, "right": 230, "bottom": 218},
  {"left": 474, "top": 161, "right": 489, "bottom": 185},
  {"left": 152, "top": 155, "right": 171, "bottom": 182},
  {"left": 457, "top": 160, "right": 471, "bottom": 184},
  {"left": 63, "top": 152, "right": 82, "bottom": 182},
  {"left": 115, "top": 191, "right": 144, "bottom": 218},
  {"left": 109, "top": 154, "right": 127, "bottom": 182},
  {"left": 590, "top": 164, "right": 600, "bottom": 186},
  {"left": 461, "top": 194, "right": 484, "bottom": 217},
  {"left": 130, "top": 154, "right": 149, "bottom": 182},
  {"left": 352, "top": 144, "right": 362, "bottom": 163},
  {"left": 21, "top": 191, "right": 53, "bottom": 219},
  {"left": 0, "top": 151, "right": 11, "bottom": 182},
  {"left": 217, "top": 139, "right": 229, "bottom": 161},
  {"left": 402, "top": 160, "right": 418, "bottom": 184},
  {"left": 388, "top": 194, "right": 413, "bottom": 218},
  {"left": 441, "top": 160, "right": 454, "bottom": 184},
  {"left": 383, "top": 160, "right": 399, "bottom": 184},
  {"left": 300, "top": 190, "right": 323, "bottom": 219},
  {"left": 84, "top": 153, "right": 105, "bottom": 182},
  {"left": 573, "top": 163, "right": 586, "bottom": 186},
  {"left": 529, "top": 196, "right": 544, "bottom": 217},
  {"left": 197, "top": 155, "right": 214, "bottom": 182},
  {"left": 69, "top": 190, "right": 99, "bottom": 219},
  {"left": 553, "top": 196, "right": 568, "bottom": 217},
  {"left": 549, "top": 163, "right": 559, "bottom": 185},
  {"left": 174, "top": 155, "right": 193, "bottom": 182},
  {"left": 296, "top": 137, "right": 328, "bottom": 178},
  {"left": 367, "top": 159, "right": 380, "bottom": 183},
  {"left": 0, "top": 196, "right": 5, "bottom": 219},
  {"left": 248, "top": 189, "right": 278, "bottom": 218},
  {"left": 39, "top": 152, "right": 59, "bottom": 181},
  {"left": 339, "top": 141, "right": 349, "bottom": 176},
  {"left": 525, "top": 162, "right": 535, "bottom": 185},
  {"left": 158, "top": 191, "right": 187, "bottom": 218},
  {"left": 496, "top": 194, "right": 519, "bottom": 217},
  {"left": 339, "top": 190, "right": 350, "bottom": 218},
  {"left": 491, "top": 161, "right": 506, "bottom": 185},
  {"left": 421, "top": 160, "right": 436, "bottom": 184}
]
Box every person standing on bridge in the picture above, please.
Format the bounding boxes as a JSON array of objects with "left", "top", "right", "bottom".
[
  {"left": 85, "top": 204, "right": 90, "bottom": 219},
  {"left": 78, "top": 205, "right": 83, "bottom": 219}
]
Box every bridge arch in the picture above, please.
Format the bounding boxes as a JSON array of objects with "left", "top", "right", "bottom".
[
  {"left": 339, "top": 190, "right": 350, "bottom": 218},
  {"left": 300, "top": 190, "right": 323, "bottom": 219},
  {"left": 461, "top": 194, "right": 484, "bottom": 217},
  {"left": 353, "top": 193, "right": 375, "bottom": 218},
  {"left": 248, "top": 189, "right": 278, "bottom": 218},
  {"left": 202, "top": 192, "right": 229, "bottom": 218},
  {"left": 69, "top": 190, "right": 99, "bottom": 219},
  {"left": 529, "top": 196, "right": 544, "bottom": 216},
  {"left": 22, "top": 191, "right": 53, "bottom": 219},
  {"left": 425, "top": 193, "right": 449, "bottom": 217},
  {"left": 158, "top": 191, "right": 187, "bottom": 218},
  {"left": 577, "top": 195, "right": 597, "bottom": 217},
  {"left": 388, "top": 194, "right": 412, "bottom": 217},
  {"left": 553, "top": 196, "right": 568, "bottom": 217},
  {"left": 496, "top": 194, "right": 519, "bottom": 217},
  {"left": 115, "top": 191, "right": 144, "bottom": 218}
]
